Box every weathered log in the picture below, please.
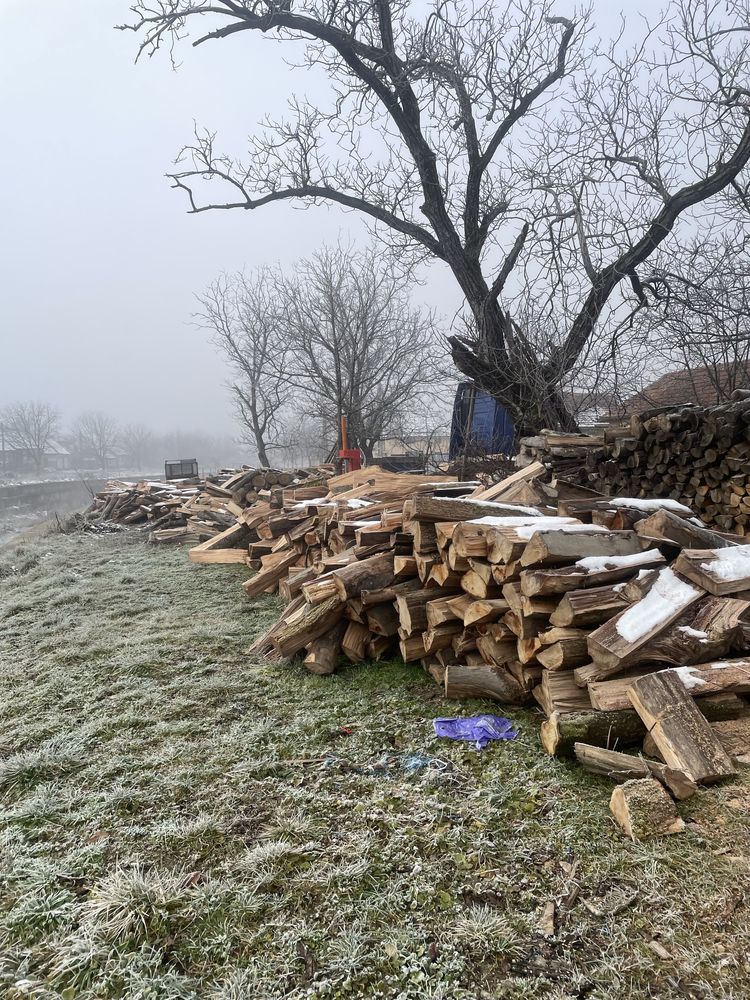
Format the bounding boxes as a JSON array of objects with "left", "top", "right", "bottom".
[
  {"left": 444, "top": 662, "right": 529, "bottom": 704},
  {"left": 273, "top": 597, "right": 346, "bottom": 658},
  {"left": 628, "top": 672, "right": 737, "bottom": 784},
  {"left": 520, "top": 529, "right": 645, "bottom": 568},
  {"left": 574, "top": 743, "right": 697, "bottom": 799},
  {"left": 303, "top": 620, "right": 347, "bottom": 675},
  {"left": 550, "top": 585, "right": 629, "bottom": 627},
  {"left": 540, "top": 709, "right": 647, "bottom": 756},
  {"left": 332, "top": 553, "right": 395, "bottom": 602},
  {"left": 587, "top": 568, "right": 703, "bottom": 675},
  {"left": 609, "top": 779, "right": 685, "bottom": 840}
]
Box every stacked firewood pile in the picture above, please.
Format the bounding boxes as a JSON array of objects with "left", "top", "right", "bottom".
[
  {"left": 241, "top": 465, "right": 750, "bottom": 838},
  {"left": 89, "top": 459, "right": 750, "bottom": 837},
  {"left": 85, "top": 467, "right": 324, "bottom": 544},
  {"left": 517, "top": 393, "right": 750, "bottom": 535}
]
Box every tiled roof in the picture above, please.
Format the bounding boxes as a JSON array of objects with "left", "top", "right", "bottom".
[{"left": 617, "top": 363, "right": 750, "bottom": 415}]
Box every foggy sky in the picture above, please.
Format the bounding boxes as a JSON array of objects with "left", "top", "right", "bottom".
[{"left": 0, "top": 0, "right": 635, "bottom": 438}]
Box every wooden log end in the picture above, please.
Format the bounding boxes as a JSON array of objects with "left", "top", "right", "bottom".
[{"left": 609, "top": 778, "right": 685, "bottom": 841}]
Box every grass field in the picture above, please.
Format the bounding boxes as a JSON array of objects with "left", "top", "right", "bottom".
[{"left": 1, "top": 529, "right": 749, "bottom": 999}]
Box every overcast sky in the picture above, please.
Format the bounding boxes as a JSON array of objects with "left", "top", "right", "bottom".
[{"left": 0, "top": 0, "right": 635, "bottom": 438}]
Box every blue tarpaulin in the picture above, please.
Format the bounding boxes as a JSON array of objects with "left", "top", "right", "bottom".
[{"left": 449, "top": 381, "right": 515, "bottom": 460}]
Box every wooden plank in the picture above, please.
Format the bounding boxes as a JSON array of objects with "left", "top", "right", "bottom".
[{"left": 627, "top": 672, "right": 737, "bottom": 784}]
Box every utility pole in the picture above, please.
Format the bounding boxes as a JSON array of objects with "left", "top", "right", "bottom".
[{"left": 0, "top": 423, "right": 5, "bottom": 472}]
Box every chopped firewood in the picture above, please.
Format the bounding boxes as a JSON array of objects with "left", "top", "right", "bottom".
[
  {"left": 409, "top": 495, "right": 542, "bottom": 523},
  {"left": 520, "top": 549, "right": 665, "bottom": 597},
  {"left": 365, "top": 603, "right": 399, "bottom": 637},
  {"left": 444, "top": 662, "right": 529, "bottom": 704},
  {"left": 423, "top": 622, "right": 462, "bottom": 654},
  {"left": 549, "top": 585, "right": 629, "bottom": 627},
  {"left": 540, "top": 709, "right": 647, "bottom": 756},
  {"left": 628, "top": 672, "right": 737, "bottom": 784},
  {"left": 574, "top": 743, "right": 697, "bottom": 800},
  {"left": 520, "top": 529, "right": 645, "bottom": 568},
  {"left": 673, "top": 546, "right": 750, "bottom": 596},
  {"left": 273, "top": 597, "right": 345, "bottom": 659},
  {"left": 537, "top": 629, "right": 589, "bottom": 670},
  {"left": 342, "top": 621, "right": 370, "bottom": 662},
  {"left": 609, "top": 779, "right": 685, "bottom": 840},
  {"left": 590, "top": 659, "right": 750, "bottom": 710},
  {"left": 303, "top": 621, "right": 347, "bottom": 675},
  {"left": 634, "top": 508, "right": 743, "bottom": 550},
  {"left": 463, "top": 598, "right": 510, "bottom": 626},
  {"left": 533, "top": 671, "right": 592, "bottom": 715},
  {"left": 587, "top": 568, "right": 703, "bottom": 675},
  {"left": 425, "top": 596, "right": 462, "bottom": 627},
  {"left": 396, "top": 587, "right": 460, "bottom": 634},
  {"left": 242, "top": 551, "right": 300, "bottom": 598}
]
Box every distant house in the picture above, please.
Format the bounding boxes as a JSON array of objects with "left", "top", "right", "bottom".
[
  {"left": 43, "top": 440, "right": 71, "bottom": 472},
  {"left": 0, "top": 442, "right": 71, "bottom": 473},
  {"left": 614, "top": 363, "right": 750, "bottom": 417}
]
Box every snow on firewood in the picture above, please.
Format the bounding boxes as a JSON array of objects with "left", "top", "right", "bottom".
[
  {"left": 467, "top": 515, "right": 576, "bottom": 528},
  {"left": 441, "top": 497, "right": 542, "bottom": 516},
  {"left": 575, "top": 550, "right": 665, "bottom": 573},
  {"left": 514, "top": 521, "right": 609, "bottom": 540},
  {"left": 615, "top": 567, "right": 702, "bottom": 643},
  {"left": 700, "top": 545, "right": 750, "bottom": 582},
  {"left": 609, "top": 497, "right": 693, "bottom": 514}
]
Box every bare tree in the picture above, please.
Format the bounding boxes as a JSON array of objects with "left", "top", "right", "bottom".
[
  {"left": 196, "top": 270, "right": 291, "bottom": 467},
  {"left": 123, "top": 0, "right": 750, "bottom": 435},
  {"left": 1, "top": 401, "right": 58, "bottom": 469},
  {"left": 121, "top": 423, "right": 155, "bottom": 470},
  {"left": 73, "top": 412, "right": 120, "bottom": 471},
  {"left": 277, "top": 244, "right": 441, "bottom": 462},
  {"left": 628, "top": 235, "right": 750, "bottom": 404}
]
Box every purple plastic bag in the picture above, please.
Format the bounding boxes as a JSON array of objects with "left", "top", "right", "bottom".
[{"left": 433, "top": 714, "right": 519, "bottom": 751}]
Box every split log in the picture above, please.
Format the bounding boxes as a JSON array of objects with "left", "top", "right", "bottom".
[
  {"left": 574, "top": 743, "right": 697, "bottom": 800},
  {"left": 549, "top": 585, "right": 629, "bottom": 627},
  {"left": 332, "top": 553, "right": 395, "bottom": 601},
  {"left": 463, "top": 598, "right": 510, "bottom": 626},
  {"left": 409, "top": 495, "right": 542, "bottom": 523},
  {"left": 609, "top": 779, "right": 685, "bottom": 840},
  {"left": 520, "top": 549, "right": 665, "bottom": 597},
  {"left": 587, "top": 568, "right": 703, "bottom": 675},
  {"left": 634, "top": 508, "right": 744, "bottom": 550},
  {"left": 533, "top": 671, "right": 592, "bottom": 715},
  {"left": 303, "top": 621, "right": 347, "bottom": 675},
  {"left": 520, "top": 529, "right": 645, "bottom": 568},
  {"left": 590, "top": 658, "right": 750, "bottom": 710},
  {"left": 365, "top": 603, "right": 400, "bottom": 637},
  {"left": 443, "top": 662, "right": 529, "bottom": 704},
  {"left": 627, "top": 672, "right": 737, "bottom": 784},
  {"left": 673, "top": 547, "right": 750, "bottom": 596},
  {"left": 242, "top": 551, "right": 300, "bottom": 598},
  {"left": 342, "top": 621, "right": 370, "bottom": 662},
  {"left": 540, "top": 709, "right": 647, "bottom": 756},
  {"left": 273, "top": 597, "right": 346, "bottom": 659},
  {"left": 537, "top": 629, "right": 589, "bottom": 670}
]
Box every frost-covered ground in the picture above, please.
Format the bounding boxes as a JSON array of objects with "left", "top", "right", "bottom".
[{"left": 0, "top": 530, "right": 749, "bottom": 1000}]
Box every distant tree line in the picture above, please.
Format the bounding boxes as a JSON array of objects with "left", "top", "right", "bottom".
[{"left": 0, "top": 404, "right": 253, "bottom": 476}]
